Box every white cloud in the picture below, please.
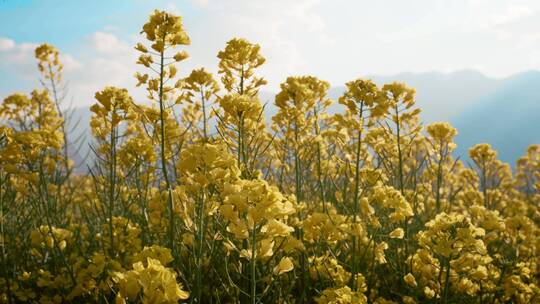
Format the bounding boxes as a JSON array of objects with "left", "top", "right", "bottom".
[
  {"left": 464, "top": 3, "right": 535, "bottom": 40},
  {"left": 0, "top": 37, "right": 83, "bottom": 84},
  {"left": 164, "top": 2, "right": 182, "bottom": 15},
  {"left": 468, "top": 0, "right": 488, "bottom": 5},
  {"left": 0, "top": 39, "right": 40, "bottom": 80},
  {"left": 89, "top": 31, "right": 132, "bottom": 54},
  {"left": 189, "top": 0, "right": 209, "bottom": 8},
  {"left": 0, "top": 38, "right": 15, "bottom": 51},
  {"left": 64, "top": 32, "right": 141, "bottom": 106},
  {"left": 0, "top": 32, "right": 140, "bottom": 107},
  {"left": 489, "top": 4, "right": 532, "bottom": 27},
  {"left": 519, "top": 31, "right": 540, "bottom": 48},
  {"left": 181, "top": 0, "right": 332, "bottom": 90},
  {"left": 62, "top": 54, "right": 83, "bottom": 72}
]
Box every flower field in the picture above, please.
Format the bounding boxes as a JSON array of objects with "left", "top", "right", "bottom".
[{"left": 0, "top": 9, "right": 539, "bottom": 304}]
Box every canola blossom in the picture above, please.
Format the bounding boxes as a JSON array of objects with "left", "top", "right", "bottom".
[{"left": 0, "top": 9, "right": 539, "bottom": 304}]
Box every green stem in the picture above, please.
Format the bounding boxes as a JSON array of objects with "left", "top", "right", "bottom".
[
  {"left": 251, "top": 227, "right": 257, "bottom": 304},
  {"left": 108, "top": 108, "right": 116, "bottom": 257},
  {"left": 435, "top": 142, "right": 444, "bottom": 214},
  {"left": 394, "top": 104, "right": 404, "bottom": 194},
  {"left": 0, "top": 174, "right": 13, "bottom": 304},
  {"left": 351, "top": 103, "right": 364, "bottom": 290},
  {"left": 47, "top": 63, "right": 70, "bottom": 178},
  {"left": 195, "top": 190, "right": 206, "bottom": 303},
  {"left": 200, "top": 86, "right": 208, "bottom": 141},
  {"left": 313, "top": 107, "right": 327, "bottom": 213},
  {"left": 158, "top": 43, "right": 175, "bottom": 254},
  {"left": 442, "top": 256, "right": 452, "bottom": 304}
]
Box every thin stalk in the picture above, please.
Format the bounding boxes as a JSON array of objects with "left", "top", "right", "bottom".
[
  {"left": 293, "top": 112, "right": 308, "bottom": 303},
  {"left": 108, "top": 108, "right": 116, "bottom": 256},
  {"left": 37, "top": 158, "right": 77, "bottom": 286},
  {"left": 350, "top": 102, "right": 364, "bottom": 290},
  {"left": 435, "top": 141, "right": 444, "bottom": 213},
  {"left": 47, "top": 63, "right": 70, "bottom": 177},
  {"left": 195, "top": 190, "right": 206, "bottom": 303},
  {"left": 200, "top": 86, "right": 208, "bottom": 141},
  {"left": 0, "top": 175, "right": 13, "bottom": 304},
  {"left": 394, "top": 104, "right": 404, "bottom": 194},
  {"left": 157, "top": 41, "right": 176, "bottom": 253},
  {"left": 313, "top": 107, "right": 327, "bottom": 213},
  {"left": 238, "top": 113, "right": 244, "bottom": 169},
  {"left": 237, "top": 65, "right": 247, "bottom": 174},
  {"left": 294, "top": 122, "right": 302, "bottom": 205},
  {"left": 442, "top": 256, "right": 452, "bottom": 304},
  {"left": 251, "top": 227, "right": 257, "bottom": 304},
  {"left": 481, "top": 160, "right": 488, "bottom": 208}
]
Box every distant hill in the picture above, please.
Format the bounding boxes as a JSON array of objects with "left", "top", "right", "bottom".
[
  {"left": 66, "top": 70, "right": 540, "bottom": 169},
  {"left": 452, "top": 71, "right": 540, "bottom": 164},
  {"left": 368, "top": 70, "right": 501, "bottom": 123}
]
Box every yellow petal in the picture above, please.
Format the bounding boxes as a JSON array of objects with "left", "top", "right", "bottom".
[{"left": 273, "top": 257, "right": 294, "bottom": 275}]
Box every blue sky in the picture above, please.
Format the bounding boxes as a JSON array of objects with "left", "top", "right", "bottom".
[
  {"left": 2, "top": 0, "right": 540, "bottom": 109},
  {"left": 0, "top": 0, "right": 203, "bottom": 48}
]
